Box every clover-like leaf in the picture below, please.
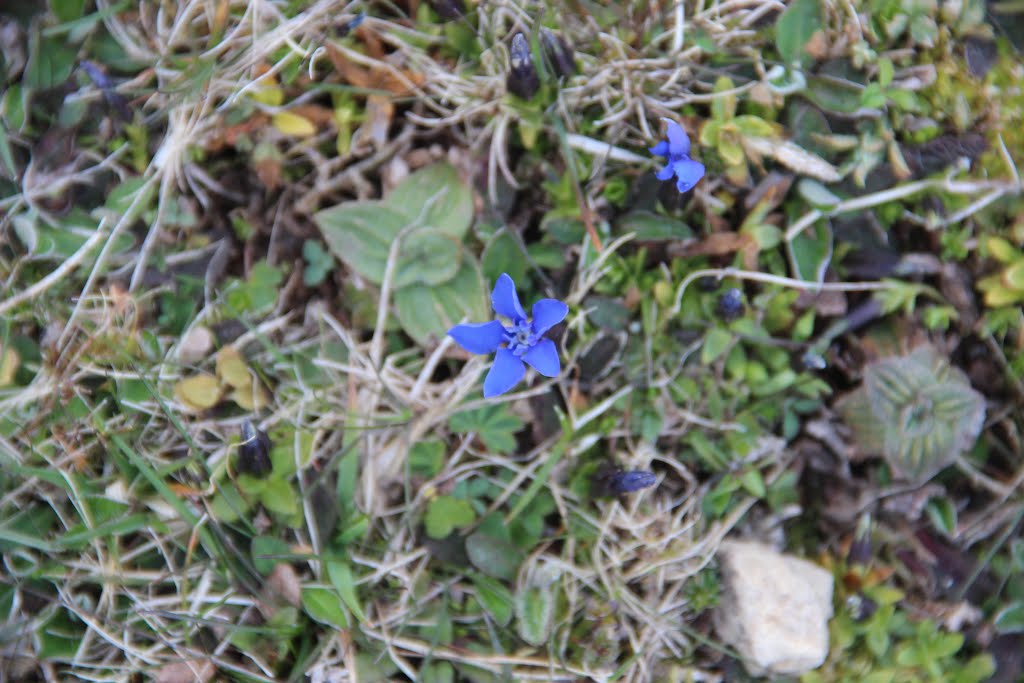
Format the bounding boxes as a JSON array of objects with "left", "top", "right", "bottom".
[{"left": 424, "top": 496, "right": 476, "bottom": 539}]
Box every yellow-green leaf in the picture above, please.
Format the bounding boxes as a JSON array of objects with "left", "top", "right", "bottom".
[
  {"left": 272, "top": 111, "right": 316, "bottom": 137},
  {"left": 216, "top": 346, "right": 251, "bottom": 390},
  {"left": 251, "top": 85, "right": 284, "bottom": 107},
  {"left": 0, "top": 346, "right": 19, "bottom": 386},
  {"left": 711, "top": 76, "right": 737, "bottom": 121},
  {"left": 230, "top": 384, "right": 271, "bottom": 411},
  {"left": 174, "top": 374, "right": 222, "bottom": 411},
  {"left": 719, "top": 135, "right": 746, "bottom": 167},
  {"left": 986, "top": 236, "right": 1019, "bottom": 264},
  {"left": 734, "top": 115, "right": 777, "bottom": 138},
  {"left": 1003, "top": 260, "right": 1024, "bottom": 290}
]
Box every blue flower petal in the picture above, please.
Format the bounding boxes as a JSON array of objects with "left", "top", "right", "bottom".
[
  {"left": 648, "top": 140, "right": 670, "bottom": 157},
  {"left": 522, "top": 338, "right": 560, "bottom": 377},
  {"left": 655, "top": 162, "right": 675, "bottom": 181},
  {"left": 491, "top": 273, "right": 526, "bottom": 321},
  {"left": 672, "top": 158, "right": 705, "bottom": 192},
  {"left": 448, "top": 320, "right": 508, "bottom": 355},
  {"left": 483, "top": 348, "right": 526, "bottom": 397},
  {"left": 531, "top": 299, "right": 568, "bottom": 335},
  {"left": 663, "top": 119, "right": 691, "bottom": 157}
]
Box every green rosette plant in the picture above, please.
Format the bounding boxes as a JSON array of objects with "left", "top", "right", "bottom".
[{"left": 837, "top": 345, "right": 985, "bottom": 482}]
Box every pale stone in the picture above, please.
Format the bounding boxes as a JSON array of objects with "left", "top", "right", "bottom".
[
  {"left": 177, "top": 326, "right": 214, "bottom": 365},
  {"left": 713, "top": 540, "right": 834, "bottom": 677}
]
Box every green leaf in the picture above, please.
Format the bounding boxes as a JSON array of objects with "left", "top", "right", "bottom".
[
  {"left": 733, "top": 115, "right": 776, "bottom": 138},
  {"left": 470, "top": 573, "right": 514, "bottom": 626},
  {"left": 209, "top": 484, "right": 251, "bottom": 523},
  {"left": 314, "top": 202, "right": 407, "bottom": 285},
  {"left": 711, "top": 76, "right": 737, "bottom": 121},
  {"left": 1011, "top": 538, "right": 1024, "bottom": 571},
  {"left": 739, "top": 469, "right": 766, "bottom": 498},
  {"left": 424, "top": 496, "right": 476, "bottom": 539},
  {"left": 796, "top": 178, "right": 841, "bottom": 208},
  {"left": 751, "top": 368, "right": 797, "bottom": 396},
  {"left": 615, "top": 211, "right": 694, "bottom": 241},
  {"left": 802, "top": 75, "right": 865, "bottom": 114},
  {"left": 878, "top": 57, "right": 895, "bottom": 88},
  {"left": 384, "top": 163, "right": 474, "bottom": 238},
  {"left": 775, "top": 0, "right": 824, "bottom": 68},
  {"left": 302, "top": 239, "right": 334, "bottom": 286},
  {"left": 482, "top": 231, "right": 528, "bottom": 284},
  {"left": 787, "top": 219, "right": 833, "bottom": 284},
  {"left": 995, "top": 601, "right": 1024, "bottom": 634},
  {"left": 466, "top": 530, "right": 522, "bottom": 580},
  {"left": 409, "top": 439, "right": 446, "bottom": 479},
  {"left": 986, "top": 236, "right": 1019, "bottom": 263},
  {"left": 26, "top": 32, "right": 77, "bottom": 89},
  {"left": 251, "top": 536, "right": 293, "bottom": 575},
  {"left": 302, "top": 586, "right": 349, "bottom": 628},
  {"left": 326, "top": 559, "right": 367, "bottom": 622},
  {"left": 260, "top": 477, "right": 299, "bottom": 517},
  {"left": 449, "top": 404, "right": 524, "bottom": 454},
  {"left": 394, "top": 258, "right": 489, "bottom": 345},
  {"left": 224, "top": 261, "right": 284, "bottom": 315},
  {"left": 394, "top": 228, "right": 462, "bottom": 287},
  {"left": 1004, "top": 260, "right": 1024, "bottom": 290},
  {"left": 515, "top": 586, "right": 554, "bottom": 646},
  {"left": 924, "top": 497, "right": 957, "bottom": 537},
  {"left": 701, "top": 328, "right": 733, "bottom": 365},
  {"left": 37, "top": 608, "right": 83, "bottom": 659},
  {"left": 421, "top": 662, "right": 456, "bottom": 683},
  {"left": 52, "top": 0, "right": 87, "bottom": 22}
]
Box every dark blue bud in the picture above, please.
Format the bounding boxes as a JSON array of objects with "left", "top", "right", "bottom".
[
  {"left": 507, "top": 33, "right": 539, "bottom": 99},
  {"left": 716, "top": 288, "right": 744, "bottom": 321},
  {"left": 238, "top": 420, "right": 272, "bottom": 477},
  {"left": 608, "top": 470, "right": 658, "bottom": 493}
]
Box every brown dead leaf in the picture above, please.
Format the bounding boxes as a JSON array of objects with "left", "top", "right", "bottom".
[
  {"left": 291, "top": 104, "right": 336, "bottom": 127},
  {"left": 804, "top": 30, "right": 830, "bottom": 61},
  {"left": 324, "top": 43, "right": 425, "bottom": 96},
  {"left": 267, "top": 562, "right": 302, "bottom": 607},
  {"left": 155, "top": 660, "right": 215, "bottom": 683},
  {"left": 795, "top": 289, "right": 847, "bottom": 317},
  {"left": 669, "top": 231, "right": 756, "bottom": 259},
  {"left": 744, "top": 171, "right": 793, "bottom": 211},
  {"left": 211, "top": 0, "right": 230, "bottom": 36},
  {"left": 364, "top": 94, "right": 394, "bottom": 148},
  {"left": 254, "top": 155, "right": 283, "bottom": 191},
  {"left": 354, "top": 24, "right": 385, "bottom": 59},
  {"left": 204, "top": 114, "right": 270, "bottom": 152}
]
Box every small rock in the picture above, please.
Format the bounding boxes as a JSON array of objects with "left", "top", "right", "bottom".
[
  {"left": 178, "top": 326, "right": 214, "bottom": 365},
  {"left": 713, "top": 540, "right": 834, "bottom": 677}
]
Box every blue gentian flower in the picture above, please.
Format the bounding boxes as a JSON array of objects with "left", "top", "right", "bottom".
[
  {"left": 649, "top": 118, "right": 705, "bottom": 193},
  {"left": 448, "top": 273, "right": 568, "bottom": 398}
]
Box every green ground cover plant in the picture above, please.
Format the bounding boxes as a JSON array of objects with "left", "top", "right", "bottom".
[{"left": 2, "top": 0, "right": 1024, "bottom": 681}]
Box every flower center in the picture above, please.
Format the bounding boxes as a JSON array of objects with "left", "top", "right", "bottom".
[{"left": 506, "top": 320, "right": 535, "bottom": 356}]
